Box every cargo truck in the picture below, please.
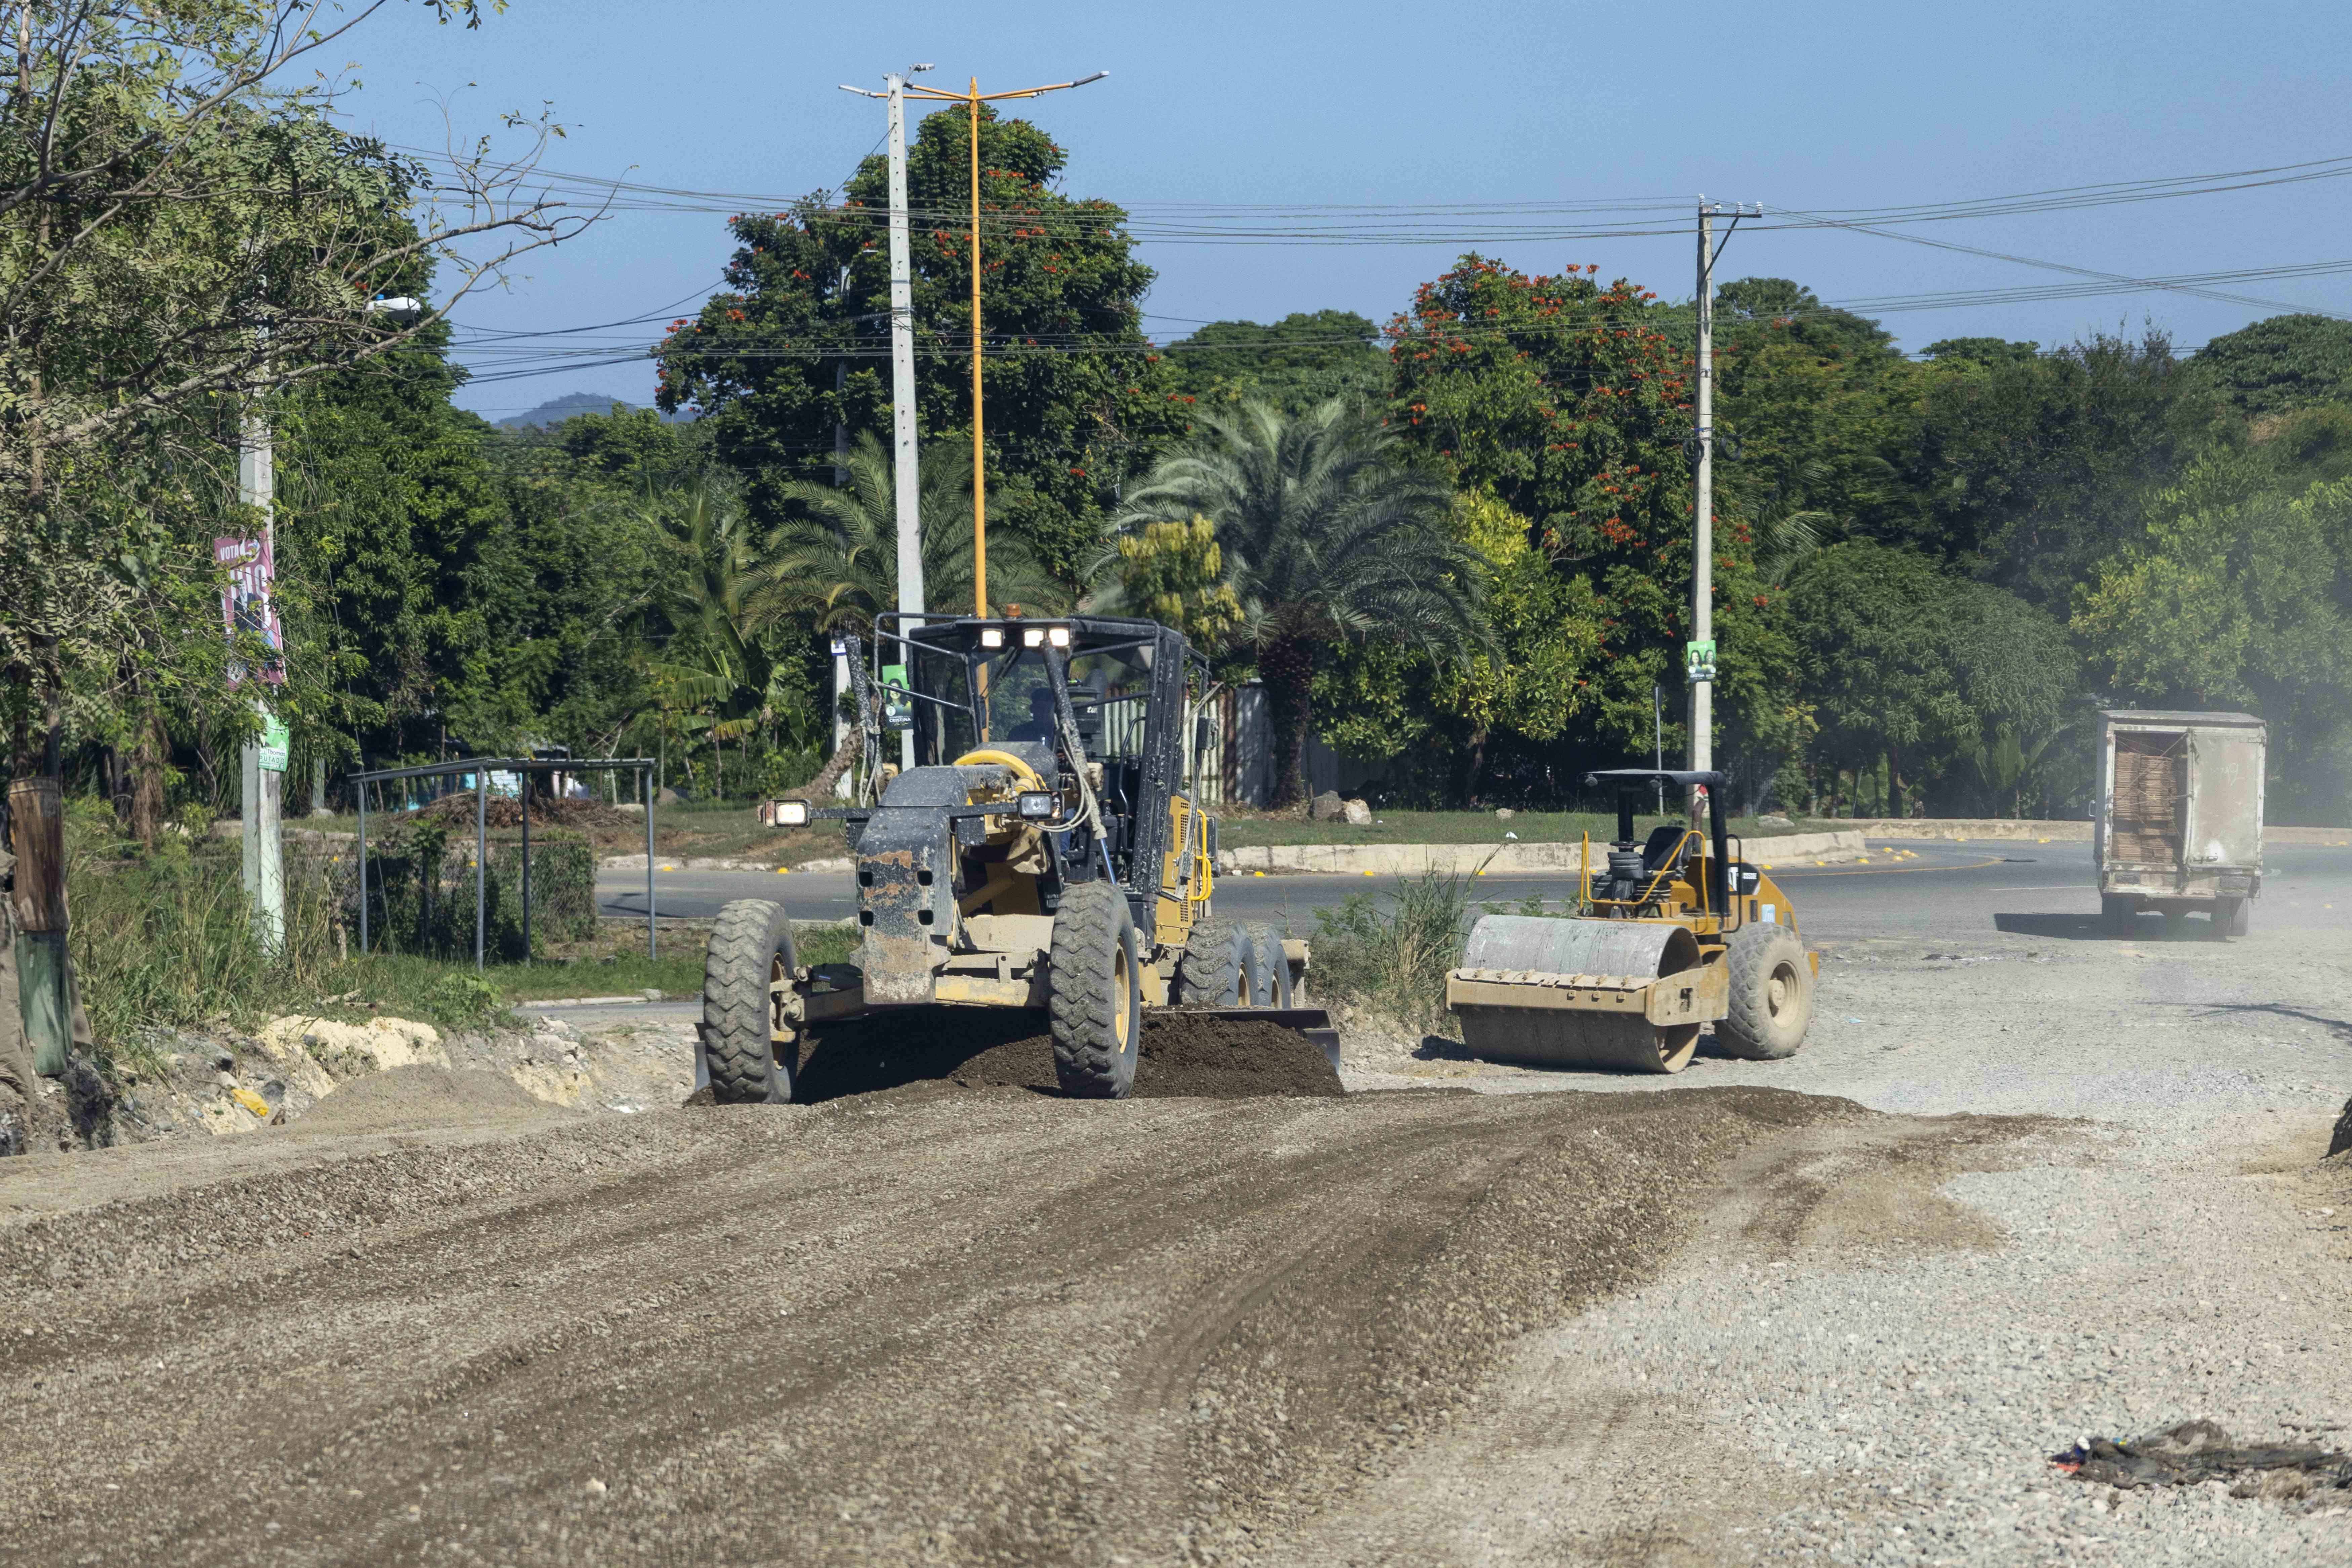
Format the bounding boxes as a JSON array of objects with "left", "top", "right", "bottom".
[{"left": 2094, "top": 709, "right": 2265, "bottom": 938}]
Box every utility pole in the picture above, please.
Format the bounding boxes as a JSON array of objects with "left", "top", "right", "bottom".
[
  {"left": 887, "top": 69, "right": 926, "bottom": 770},
  {"left": 232, "top": 295, "right": 418, "bottom": 938},
  {"left": 841, "top": 64, "right": 938, "bottom": 770},
  {"left": 237, "top": 402, "right": 284, "bottom": 956},
  {"left": 1687, "top": 198, "right": 1756, "bottom": 818}
]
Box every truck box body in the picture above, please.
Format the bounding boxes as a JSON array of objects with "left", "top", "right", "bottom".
[{"left": 2094, "top": 709, "right": 2265, "bottom": 912}]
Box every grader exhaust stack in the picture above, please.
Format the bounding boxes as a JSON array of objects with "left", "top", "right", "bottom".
[{"left": 1447, "top": 769, "right": 1817, "bottom": 1073}]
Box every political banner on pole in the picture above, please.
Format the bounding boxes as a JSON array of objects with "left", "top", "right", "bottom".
[{"left": 215, "top": 535, "right": 284, "bottom": 685}]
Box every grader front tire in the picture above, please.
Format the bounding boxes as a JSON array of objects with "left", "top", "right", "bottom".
[
  {"left": 1048, "top": 882, "right": 1143, "bottom": 1099},
  {"left": 702, "top": 899, "right": 799, "bottom": 1104}
]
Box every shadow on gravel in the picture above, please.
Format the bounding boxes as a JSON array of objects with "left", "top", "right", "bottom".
[
  {"left": 2186, "top": 1001, "right": 2352, "bottom": 1043},
  {"left": 1994, "top": 911, "right": 2223, "bottom": 942}
]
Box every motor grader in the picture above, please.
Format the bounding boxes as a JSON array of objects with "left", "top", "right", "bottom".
[
  {"left": 1446, "top": 769, "right": 1816, "bottom": 1072},
  {"left": 701, "top": 613, "right": 1332, "bottom": 1102}
]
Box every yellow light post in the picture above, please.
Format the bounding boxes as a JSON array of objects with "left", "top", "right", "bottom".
[{"left": 904, "top": 70, "right": 1106, "bottom": 617}]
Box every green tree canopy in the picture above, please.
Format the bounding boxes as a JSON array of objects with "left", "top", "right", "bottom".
[
  {"left": 1898, "top": 329, "right": 2181, "bottom": 604},
  {"left": 654, "top": 104, "right": 1191, "bottom": 594},
  {"left": 2180, "top": 314, "right": 2352, "bottom": 419},
  {"left": 1160, "top": 311, "right": 1386, "bottom": 412},
  {"left": 1783, "top": 540, "right": 1973, "bottom": 810}
]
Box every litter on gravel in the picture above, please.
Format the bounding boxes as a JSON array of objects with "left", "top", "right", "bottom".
[{"left": 2053, "top": 1420, "right": 2352, "bottom": 1500}]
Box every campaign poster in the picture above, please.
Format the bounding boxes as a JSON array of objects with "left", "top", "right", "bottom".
[{"left": 216, "top": 535, "right": 284, "bottom": 686}]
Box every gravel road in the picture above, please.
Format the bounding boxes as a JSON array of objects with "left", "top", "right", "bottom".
[{"left": 2, "top": 840, "right": 2348, "bottom": 1565}]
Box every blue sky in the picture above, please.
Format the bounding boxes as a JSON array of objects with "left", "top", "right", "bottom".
[{"left": 339, "top": 0, "right": 2352, "bottom": 418}]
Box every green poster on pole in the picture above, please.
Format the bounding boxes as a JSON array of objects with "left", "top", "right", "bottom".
[
  {"left": 880, "top": 665, "right": 912, "bottom": 730},
  {"left": 257, "top": 716, "right": 290, "bottom": 772},
  {"left": 1684, "top": 640, "right": 1717, "bottom": 683}
]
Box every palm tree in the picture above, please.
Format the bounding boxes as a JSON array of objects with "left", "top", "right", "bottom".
[
  {"left": 764, "top": 430, "right": 1051, "bottom": 634},
  {"left": 1119, "top": 397, "right": 1486, "bottom": 807},
  {"left": 641, "top": 480, "right": 818, "bottom": 798}
]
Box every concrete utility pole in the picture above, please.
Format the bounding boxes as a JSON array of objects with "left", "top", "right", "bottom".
[
  {"left": 842, "top": 64, "right": 939, "bottom": 771},
  {"left": 887, "top": 68, "right": 926, "bottom": 770},
  {"left": 1689, "top": 201, "right": 1715, "bottom": 807},
  {"left": 237, "top": 404, "right": 284, "bottom": 956},
  {"left": 1687, "top": 198, "right": 1756, "bottom": 817}
]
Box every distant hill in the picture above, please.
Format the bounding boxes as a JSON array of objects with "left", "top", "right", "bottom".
[{"left": 493, "top": 392, "right": 692, "bottom": 429}]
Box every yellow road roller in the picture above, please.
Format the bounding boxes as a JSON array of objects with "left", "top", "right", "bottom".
[{"left": 1445, "top": 768, "right": 1817, "bottom": 1072}]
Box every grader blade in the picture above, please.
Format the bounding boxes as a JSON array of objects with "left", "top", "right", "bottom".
[{"left": 1446, "top": 915, "right": 1722, "bottom": 1074}]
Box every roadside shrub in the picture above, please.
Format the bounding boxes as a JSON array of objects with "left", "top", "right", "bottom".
[
  {"left": 1308, "top": 867, "right": 1475, "bottom": 1030},
  {"left": 66, "top": 827, "right": 345, "bottom": 1068}
]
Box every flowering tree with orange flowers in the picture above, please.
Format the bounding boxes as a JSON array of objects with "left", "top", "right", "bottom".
[{"left": 1386, "top": 255, "right": 1802, "bottom": 781}]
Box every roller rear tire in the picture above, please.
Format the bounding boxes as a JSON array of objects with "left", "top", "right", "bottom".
[
  {"left": 702, "top": 899, "right": 798, "bottom": 1103},
  {"left": 1048, "top": 882, "right": 1142, "bottom": 1099},
  {"left": 1716, "top": 922, "right": 1811, "bottom": 1061}
]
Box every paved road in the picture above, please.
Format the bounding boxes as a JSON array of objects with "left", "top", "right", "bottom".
[{"left": 598, "top": 836, "right": 2352, "bottom": 945}]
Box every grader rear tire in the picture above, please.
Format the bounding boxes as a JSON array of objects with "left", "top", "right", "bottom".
[
  {"left": 1716, "top": 923, "right": 1811, "bottom": 1061},
  {"left": 1176, "top": 919, "right": 1258, "bottom": 1007},
  {"left": 1049, "top": 882, "right": 1142, "bottom": 1099},
  {"left": 1245, "top": 924, "right": 1293, "bottom": 1008},
  {"left": 702, "top": 899, "right": 798, "bottom": 1103}
]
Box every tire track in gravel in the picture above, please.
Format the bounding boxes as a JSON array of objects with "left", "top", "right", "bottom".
[{"left": 0, "top": 1084, "right": 1937, "bottom": 1567}]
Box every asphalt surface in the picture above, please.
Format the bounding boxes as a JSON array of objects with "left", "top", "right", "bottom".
[{"left": 597, "top": 836, "right": 2352, "bottom": 946}]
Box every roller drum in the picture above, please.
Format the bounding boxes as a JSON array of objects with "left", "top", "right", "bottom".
[{"left": 1453, "top": 915, "right": 1703, "bottom": 1073}]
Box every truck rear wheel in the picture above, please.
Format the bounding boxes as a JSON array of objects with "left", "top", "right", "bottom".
[
  {"left": 702, "top": 899, "right": 798, "bottom": 1104},
  {"left": 1176, "top": 919, "right": 1257, "bottom": 1006},
  {"left": 1716, "top": 923, "right": 1811, "bottom": 1061},
  {"left": 1049, "top": 881, "right": 1142, "bottom": 1099},
  {"left": 2100, "top": 895, "right": 2135, "bottom": 936},
  {"left": 2211, "top": 897, "right": 2250, "bottom": 940}
]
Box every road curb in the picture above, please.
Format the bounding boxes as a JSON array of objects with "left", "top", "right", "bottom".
[
  {"left": 1817, "top": 817, "right": 2351, "bottom": 846},
  {"left": 1212, "top": 830, "right": 1868, "bottom": 877}
]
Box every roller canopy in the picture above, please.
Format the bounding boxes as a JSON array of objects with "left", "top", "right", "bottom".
[{"left": 1584, "top": 769, "right": 1724, "bottom": 789}]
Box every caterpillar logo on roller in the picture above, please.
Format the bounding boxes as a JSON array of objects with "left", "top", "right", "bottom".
[
  {"left": 1446, "top": 769, "right": 1817, "bottom": 1073},
  {"left": 703, "top": 614, "right": 1335, "bottom": 1103}
]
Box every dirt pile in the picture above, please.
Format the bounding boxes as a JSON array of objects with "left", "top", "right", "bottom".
[
  {"left": 292, "top": 1065, "right": 573, "bottom": 1135},
  {"left": 788, "top": 1011, "right": 1344, "bottom": 1102},
  {"left": 1134, "top": 1015, "right": 1345, "bottom": 1099}
]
